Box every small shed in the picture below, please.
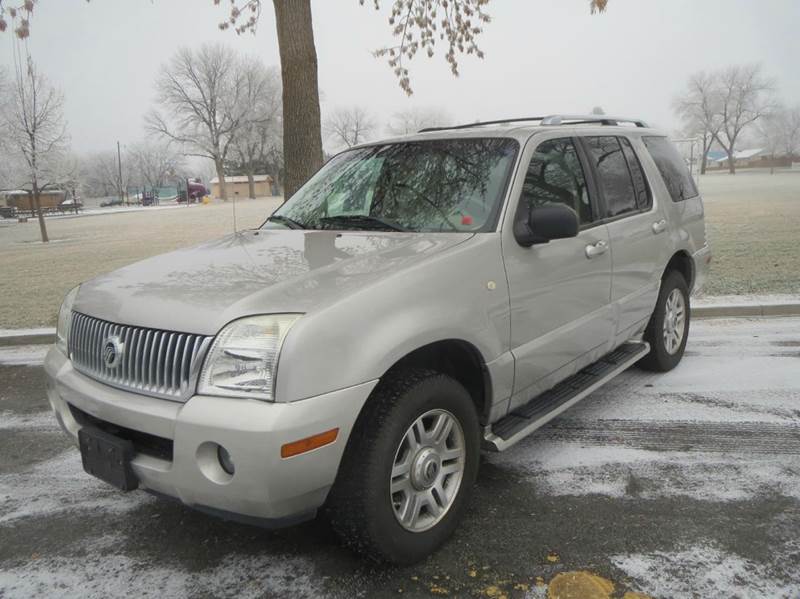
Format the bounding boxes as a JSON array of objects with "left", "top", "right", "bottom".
[
  {"left": 1, "top": 189, "right": 66, "bottom": 211},
  {"left": 210, "top": 175, "right": 275, "bottom": 199}
]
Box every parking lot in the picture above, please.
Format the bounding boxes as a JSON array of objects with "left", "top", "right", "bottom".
[{"left": 1, "top": 316, "right": 798, "bottom": 598}]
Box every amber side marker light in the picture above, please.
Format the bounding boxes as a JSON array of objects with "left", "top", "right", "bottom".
[{"left": 281, "top": 428, "right": 339, "bottom": 458}]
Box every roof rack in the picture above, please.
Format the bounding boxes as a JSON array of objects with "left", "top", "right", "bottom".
[{"left": 418, "top": 114, "right": 648, "bottom": 133}]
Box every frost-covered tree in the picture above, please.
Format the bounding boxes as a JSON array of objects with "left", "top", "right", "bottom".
[
  {"left": 324, "top": 106, "right": 376, "bottom": 150},
  {"left": 0, "top": 53, "right": 69, "bottom": 242},
  {"left": 386, "top": 107, "right": 452, "bottom": 135},
  {"left": 146, "top": 44, "right": 249, "bottom": 201}
]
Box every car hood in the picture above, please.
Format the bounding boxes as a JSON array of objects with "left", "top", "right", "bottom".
[{"left": 74, "top": 229, "right": 474, "bottom": 335}]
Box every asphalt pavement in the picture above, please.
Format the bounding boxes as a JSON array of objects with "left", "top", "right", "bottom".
[{"left": 1, "top": 317, "right": 798, "bottom": 598}]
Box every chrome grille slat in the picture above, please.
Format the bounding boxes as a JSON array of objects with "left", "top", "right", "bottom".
[{"left": 69, "top": 312, "right": 211, "bottom": 402}]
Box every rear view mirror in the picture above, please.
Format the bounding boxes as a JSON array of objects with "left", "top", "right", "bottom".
[{"left": 514, "top": 203, "right": 579, "bottom": 247}]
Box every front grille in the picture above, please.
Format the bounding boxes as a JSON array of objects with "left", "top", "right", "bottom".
[{"left": 68, "top": 312, "right": 212, "bottom": 401}]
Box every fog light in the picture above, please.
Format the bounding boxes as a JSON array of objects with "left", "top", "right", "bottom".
[{"left": 217, "top": 445, "right": 235, "bottom": 475}]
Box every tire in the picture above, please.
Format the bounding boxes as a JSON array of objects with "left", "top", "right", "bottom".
[
  {"left": 638, "top": 270, "right": 690, "bottom": 372},
  {"left": 326, "top": 368, "right": 480, "bottom": 565}
]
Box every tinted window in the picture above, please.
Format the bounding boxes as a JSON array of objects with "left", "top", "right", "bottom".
[
  {"left": 642, "top": 136, "right": 699, "bottom": 202},
  {"left": 519, "top": 138, "right": 593, "bottom": 224},
  {"left": 585, "top": 136, "right": 637, "bottom": 217},
  {"left": 268, "top": 138, "right": 519, "bottom": 232},
  {"left": 619, "top": 137, "right": 651, "bottom": 210}
]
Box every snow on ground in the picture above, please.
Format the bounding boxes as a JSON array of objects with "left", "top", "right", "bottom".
[
  {"left": 0, "top": 410, "right": 55, "bottom": 430},
  {"left": 0, "top": 449, "right": 151, "bottom": 525},
  {"left": 612, "top": 544, "right": 800, "bottom": 599},
  {"left": 0, "top": 552, "right": 321, "bottom": 599},
  {"left": 0, "top": 344, "right": 49, "bottom": 366}
]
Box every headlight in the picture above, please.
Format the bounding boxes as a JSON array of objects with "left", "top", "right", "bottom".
[
  {"left": 198, "top": 314, "right": 301, "bottom": 401},
  {"left": 56, "top": 286, "right": 79, "bottom": 355}
]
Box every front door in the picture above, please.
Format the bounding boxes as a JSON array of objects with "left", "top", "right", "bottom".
[{"left": 502, "top": 136, "right": 614, "bottom": 411}]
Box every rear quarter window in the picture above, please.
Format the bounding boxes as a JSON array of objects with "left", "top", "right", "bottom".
[{"left": 642, "top": 136, "right": 699, "bottom": 202}]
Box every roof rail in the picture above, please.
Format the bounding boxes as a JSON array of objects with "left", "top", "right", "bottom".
[
  {"left": 418, "top": 117, "right": 547, "bottom": 133},
  {"left": 540, "top": 114, "right": 649, "bottom": 127},
  {"left": 417, "top": 114, "right": 648, "bottom": 133}
]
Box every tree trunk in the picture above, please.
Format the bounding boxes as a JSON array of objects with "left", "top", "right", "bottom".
[
  {"left": 700, "top": 134, "right": 710, "bottom": 175},
  {"left": 31, "top": 184, "right": 49, "bottom": 243},
  {"left": 214, "top": 158, "right": 228, "bottom": 200},
  {"left": 247, "top": 172, "right": 256, "bottom": 199},
  {"left": 273, "top": 0, "right": 324, "bottom": 201},
  {"left": 726, "top": 145, "right": 736, "bottom": 174}
]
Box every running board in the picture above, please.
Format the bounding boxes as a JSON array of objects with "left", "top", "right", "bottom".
[{"left": 484, "top": 341, "right": 650, "bottom": 452}]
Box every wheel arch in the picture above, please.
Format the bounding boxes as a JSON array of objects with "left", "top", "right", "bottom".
[
  {"left": 379, "top": 339, "right": 492, "bottom": 425},
  {"left": 664, "top": 250, "right": 694, "bottom": 292}
]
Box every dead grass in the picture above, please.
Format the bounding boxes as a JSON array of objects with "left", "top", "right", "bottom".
[
  {"left": 0, "top": 170, "right": 798, "bottom": 328},
  {"left": 699, "top": 169, "right": 800, "bottom": 296},
  {"left": 0, "top": 198, "right": 281, "bottom": 328}
]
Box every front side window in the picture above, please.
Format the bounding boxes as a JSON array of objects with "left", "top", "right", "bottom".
[
  {"left": 266, "top": 138, "right": 519, "bottom": 232},
  {"left": 585, "top": 136, "right": 637, "bottom": 217},
  {"left": 642, "top": 136, "right": 699, "bottom": 202},
  {"left": 518, "top": 138, "right": 593, "bottom": 225}
]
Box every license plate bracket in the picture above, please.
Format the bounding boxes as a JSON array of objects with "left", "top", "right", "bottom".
[{"left": 78, "top": 427, "right": 139, "bottom": 491}]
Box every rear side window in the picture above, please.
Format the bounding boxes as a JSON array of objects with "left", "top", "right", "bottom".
[
  {"left": 642, "top": 136, "right": 699, "bottom": 202},
  {"left": 585, "top": 136, "right": 637, "bottom": 217},
  {"left": 619, "top": 137, "right": 651, "bottom": 210},
  {"left": 519, "top": 138, "right": 593, "bottom": 225}
]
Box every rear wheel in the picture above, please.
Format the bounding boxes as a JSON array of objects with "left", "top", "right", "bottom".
[
  {"left": 327, "top": 368, "right": 480, "bottom": 564},
  {"left": 639, "top": 270, "right": 690, "bottom": 372}
]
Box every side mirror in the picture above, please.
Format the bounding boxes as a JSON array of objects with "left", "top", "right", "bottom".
[{"left": 514, "top": 203, "right": 579, "bottom": 247}]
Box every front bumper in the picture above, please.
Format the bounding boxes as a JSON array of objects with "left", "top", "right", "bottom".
[
  {"left": 692, "top": 244, "right": 712, "bottom": 295},
  {"left": 44, "top": 347, "right": 377, "bottom": 525}
]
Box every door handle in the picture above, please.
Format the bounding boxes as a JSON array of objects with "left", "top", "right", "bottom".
[
  {"left": 585, "top": 240, "right": 608, "bottom": 259},
  {"left": 652, "top": 219, "right": 667, "bottom": 234}
]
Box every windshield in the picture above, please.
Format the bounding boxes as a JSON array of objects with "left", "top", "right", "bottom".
[{"left": 264, "top": 138, "right": 519, "bottom": 232}]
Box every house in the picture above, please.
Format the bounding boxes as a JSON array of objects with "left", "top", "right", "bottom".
[
  {"left": 709, "top": 148, "right": 793, "bottom": 170},
  {"left": 209, "top": 175, "right": 275, "bottom": 199}
]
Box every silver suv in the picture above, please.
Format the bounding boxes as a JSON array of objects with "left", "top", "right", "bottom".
[{"left": 46, "top": 115, "right": 711, "bottom": 564}]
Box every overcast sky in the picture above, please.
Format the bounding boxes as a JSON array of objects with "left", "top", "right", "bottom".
[{"left": 1, "top": 0, "right": 798, "bottom": 158}]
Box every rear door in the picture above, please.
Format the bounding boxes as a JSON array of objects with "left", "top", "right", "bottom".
[
  {"left": 502, "top": 135, "right": 614, "bottom": 411},
  {"left": 581, "top": 135, "right": 670, "bottom": 342}
]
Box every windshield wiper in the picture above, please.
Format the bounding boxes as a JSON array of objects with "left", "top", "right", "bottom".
[
  {"left": 319, "top": 214, "right": 409, "bottom": 232},
  {"left": 266, "top": 214, "right": 306, "bottom": 229}
]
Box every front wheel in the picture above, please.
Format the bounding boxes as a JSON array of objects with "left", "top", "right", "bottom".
[
  {"left": 327, "top": 368, "right": 480, "bottom": 564},
  {"left": 639, "top": 270, "right": 690, "bottom": 372}
]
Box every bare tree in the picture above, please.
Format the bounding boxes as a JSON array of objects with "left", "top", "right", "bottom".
[
  {"left": 674, "top": 71, "right": 724, "bottom": 175},
  {"left": 81, "top": 151, "right": 130, "bottom": 200},
  {"left": 0, "top": 53, "right": 68, "bottom": 242},
  {"left": 146, "top": 43, "right": 249, "bottom": 201},
  {"left": 231, "top": 61, "right": 282, "bottom": 198},
  {"left": 386, "top": 106, "right": 451, "bottom": 135},
  {"left": 714, "top": 64, "right": 776, "bottom": 174},
  {"left": 591, "top": 106, "right": 606, "bottom": 115},
  {"left": 128, "top": 141, "right": 185, "bottom": 190},
  {"left": 325, "top": 106, "right": 376, "bottom": 149},
  {"left": 777, "top": 105, "right": 800, "bottom": 158}
]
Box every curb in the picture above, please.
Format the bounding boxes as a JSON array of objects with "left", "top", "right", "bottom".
[
  {"left": 0, "top": 330, "right": 56, "bottom": 347},
  {"left": 692, "top": 303, "right": 800, "bottom": 319}
]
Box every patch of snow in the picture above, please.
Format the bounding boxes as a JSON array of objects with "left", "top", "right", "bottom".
[
  {"left": 0, "top": 450, "right": 151, "bottom": 524},
  {"left": 694, "top": 293, "right": 800, "bottom": 307},
  {"left": 0, "top": 344, "right": 48, "bottom": 366},
  {"left": 0, "top": 552, "right": 322, "bottom": 599},
  {"left": 0, "top": 411, "right": 56, "bottom": 431},
  {"left": 612, "top": 545, "right": 800, "bottom": 599},
  {"left": 490, "top": 440, "right": 800, "bottom": 502}
]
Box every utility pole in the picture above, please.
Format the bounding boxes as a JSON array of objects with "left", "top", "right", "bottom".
[{"left": 117, "top": 141, "right": 124, "bottom": 205}]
